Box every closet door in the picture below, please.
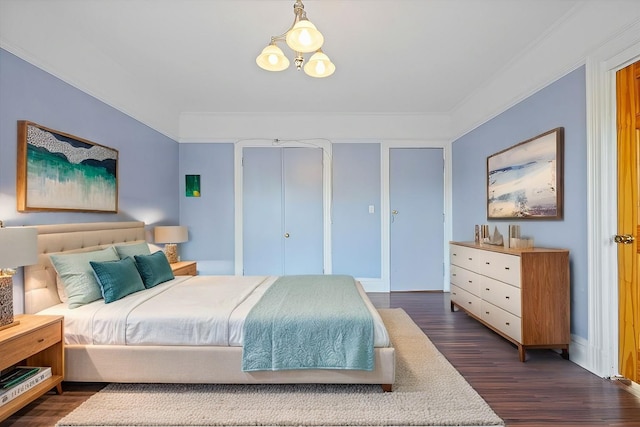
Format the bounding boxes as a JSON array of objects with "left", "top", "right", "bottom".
[
  {"left": 243, "top": 147, "right": 323, "bottom": 275},
  {"left": 282, "top": 147, "right": 324, "bottom": 274},
  {"left": 389, "top": 148, "right": 444, "bottom": 291}
]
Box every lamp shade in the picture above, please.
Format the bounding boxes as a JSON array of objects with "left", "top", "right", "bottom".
[
  {"left": 0, "top": 227, "right": 38, "bottom": 269},
  {"left": 286, "top": 19, "right": 324, "bottom": 53},
  {"left": 256, "top": 44, "right": 290, "bottom": 71},
  {"left": 304, "top": 50, "right": 335, "bottom": 78},
  {"left": 154, "top": 226, "right": 188, "bottom": 244}
]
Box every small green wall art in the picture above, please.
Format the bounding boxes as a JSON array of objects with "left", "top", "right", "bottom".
[
  {"left": 185, "top": 175, "right": 201, "bottom": 197},
  {"left": 17, "top": 120, "right": 118, "bottom": 212}
]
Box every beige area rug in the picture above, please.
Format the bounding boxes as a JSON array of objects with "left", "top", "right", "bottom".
[{"left": 56, "top": 309, "right": 504, "bottom": 427}]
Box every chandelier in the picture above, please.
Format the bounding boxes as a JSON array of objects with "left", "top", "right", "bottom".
[{"left": 256, "top": 0, "right": 336, "bottom": 78}]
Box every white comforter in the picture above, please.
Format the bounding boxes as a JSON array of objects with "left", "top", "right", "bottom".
[{"left": 37, "top": 275, "right": 390, "bottom": 348}]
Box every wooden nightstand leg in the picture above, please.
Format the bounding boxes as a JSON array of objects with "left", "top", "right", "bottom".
[{"left": 55, "top": 383, "right": 63, "bottom": 394}]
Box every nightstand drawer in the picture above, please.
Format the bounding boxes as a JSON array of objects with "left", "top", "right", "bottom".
[
  {"left": 0, "top": 322, "right": 61, "bottom": 367},
  {"left": 171, "top": 261, "right": 197, "bottom": 276}
]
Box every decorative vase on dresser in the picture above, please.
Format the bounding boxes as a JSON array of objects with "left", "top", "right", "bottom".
[{"left": 449, "top": 241, "right": 570, "bottom": 362}]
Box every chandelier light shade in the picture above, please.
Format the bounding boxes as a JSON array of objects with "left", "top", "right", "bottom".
[
  {"left": 256, "top": 0, "right": 335, "bottom": 78},
  {"left": 304, "top": 50, "right": 336, "bottom": 78},
  {"left": 285, "top": 20, "right": 324, "bottom": 53},
  {"left": 256, "top": 44, "right": 290, "bottom": 72}
]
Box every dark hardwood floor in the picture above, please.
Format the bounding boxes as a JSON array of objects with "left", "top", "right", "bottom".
[{"left": 3, "top": 291, "right": 640, "bottom": 426}]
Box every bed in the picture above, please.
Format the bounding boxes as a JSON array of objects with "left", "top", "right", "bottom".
[{"left": 24, "top": 221, "right": 395, "bottom": 390}]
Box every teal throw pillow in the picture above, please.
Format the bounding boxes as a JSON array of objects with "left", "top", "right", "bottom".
[
  {"left": 114, "top": 242, "right": 151, "bottom": 259},
  {"left": 134, "top": 251, "right": 175, "bottom": 288},
  {"left": 50, "top": 246, "right": 120, "bottom": 309},
  {"left": 90, "top": 257, "right": 146, "bottom": 303}
]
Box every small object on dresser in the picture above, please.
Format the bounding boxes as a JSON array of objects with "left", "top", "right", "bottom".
[
  {"left": 474, "top": 225, "right": 480, "bottom": 244},
  {"left": 482, "top": 226, "right": 504, "bottom": 246},
  {"left": 0, "top": 367, "right": 52, "bottom": 407}
]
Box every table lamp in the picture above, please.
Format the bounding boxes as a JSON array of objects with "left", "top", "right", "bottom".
[
  {"left": 0, "top": 225, "right": 38, "bottom": 330},
  {"left": 154, "top": 226, "right": 188, "bottom": 264}
]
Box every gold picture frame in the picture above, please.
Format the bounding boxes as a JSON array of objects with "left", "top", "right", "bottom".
[{"left": 17, "top": 121, "right": 119, "bottom": 213}]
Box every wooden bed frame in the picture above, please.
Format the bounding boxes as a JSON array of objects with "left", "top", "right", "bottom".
[{"left": 24, "top": 222, "right": 395, "bottom": 390}]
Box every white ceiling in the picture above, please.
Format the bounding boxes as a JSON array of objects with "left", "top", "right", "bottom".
[{"left": 0, "top": 0, "right": 637, "bottom": 140}]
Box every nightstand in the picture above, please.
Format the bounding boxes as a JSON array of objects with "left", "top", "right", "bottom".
[
  {"left": 0, "top": 314, "right": 64, "bottom": 422},
  {"left": 171, "top": 260, "right": 197, "bottom": 276}
]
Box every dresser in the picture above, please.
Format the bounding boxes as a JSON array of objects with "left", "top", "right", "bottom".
[{"left": 449, "top": 242, "right": 570, "bottom": 362}]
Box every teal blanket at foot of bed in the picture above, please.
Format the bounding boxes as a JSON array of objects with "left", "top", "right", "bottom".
[{"left": 241, "top": 275, "right": 374, "bottom": 372}]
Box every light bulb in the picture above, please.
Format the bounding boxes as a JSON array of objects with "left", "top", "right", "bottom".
[
  {"left": 299, "top": 29, "right": 312, "bottom": 47},
  {"left": 315, "top": 60, "right": 326, "bottom": 75},
  {"left": 268, "top": 54, "right": 278, "bottom": 65}
]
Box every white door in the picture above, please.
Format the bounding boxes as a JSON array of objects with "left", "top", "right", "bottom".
[
  {"left": 243, "top": 147, "right": 324, "bottom": 275},
  {"left": 389, "top": 148, "right": 444, "bottom": 291}
]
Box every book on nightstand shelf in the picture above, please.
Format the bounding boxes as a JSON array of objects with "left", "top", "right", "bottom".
[{"left": 0, "top": 367, "right": 52, "bottom": 407}]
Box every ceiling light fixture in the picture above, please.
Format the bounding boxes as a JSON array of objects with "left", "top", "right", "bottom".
[{"left": 256, "top": 0, "right": 335, "bottom": 78}]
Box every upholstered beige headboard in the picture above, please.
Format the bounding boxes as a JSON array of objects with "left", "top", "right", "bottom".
[{"left": 24, "top": 221, "right": 146, "bottom": 314}]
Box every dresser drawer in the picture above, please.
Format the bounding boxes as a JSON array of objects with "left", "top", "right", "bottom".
[
  {"left": 450, "top": 244, "right": 483, "bottom": 272},
  {"left": 451, "top": 285, "right": 482, "bottom": 318},
  {"left": 0, "top": 322, "right": 61, "bottom": 368},
  {"left": 450, "top": 264, "right": 482, "bottom": 296},
  {"left": 481, "top": 300, "right": 522, "bottom": 342},
  {"left": 478, "top": 250, "right": 521, "bottom": 286},
  {"left": 481, "top": 276, "right": 521, "bottom": 316}
]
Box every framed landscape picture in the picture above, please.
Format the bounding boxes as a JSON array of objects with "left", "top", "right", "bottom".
[
  {"left": 17, "top": 121, "right": 119, "bottom": 213},
  {"left": 486, "top": 128, "right": 564, "bottom": 220}
]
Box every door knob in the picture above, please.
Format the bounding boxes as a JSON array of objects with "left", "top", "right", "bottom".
[
  {"left": 284, "top": 233, "right": 290, "bottom": 238},
  {"left": 614, "top": 234, "right": 635, "bottom": 244}
]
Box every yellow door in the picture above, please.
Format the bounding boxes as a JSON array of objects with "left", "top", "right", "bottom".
[{"left": 617, "top": 59, "right": 640, "bottom": 383}]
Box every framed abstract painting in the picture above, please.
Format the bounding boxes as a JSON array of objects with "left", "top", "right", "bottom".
[
  {"left": 487, "top": 128, "right": 564, "bottom": 220},
  {"left": 17, "top": 121, "right": 119, "bottom": 213}
]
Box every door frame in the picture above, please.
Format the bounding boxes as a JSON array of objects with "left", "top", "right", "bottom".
[
  {"left": 234, "top": 139, "right": 333, "bottom": 275},
  {"left": 381, "top": 140, "right": 452, "bottom": 293},
  {"left": 586, "top": 21, "right": 640, "bottom": 378}
]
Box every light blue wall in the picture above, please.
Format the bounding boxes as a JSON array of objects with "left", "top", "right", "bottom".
[
  {"left": 0, "top": 48, "right": 180, "bottom": 229},
  {"left": 332, "top": 143, "right": 381, "bottom": 277},
  {"left": 451, "top": 66, "right": 588, "bottom": 339},
  {"left": 178, "top": 142, "right": 384, "bottom": 278},
  {"left": 0, "top": 48, "right": 180, "bottom": 311},
  {"left": 178, "top": 143, "right": 236, "bottom": 274}
]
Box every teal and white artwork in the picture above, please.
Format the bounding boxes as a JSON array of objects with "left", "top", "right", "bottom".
[{"left": 18, "top": 121, "right": 118, "bottom": 212}]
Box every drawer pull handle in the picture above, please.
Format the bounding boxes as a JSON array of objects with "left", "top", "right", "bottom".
[
  {"left": 452, "top": 292, "right": 457, "bottom": 295},
  {"left": 485, "top": 287, "right": 490, "bottom": 291},
  {"left": 485, "top": 311, "right": 490, "bottom": 314},
  {"left": 452, "top": 273, "right": 457, "bottom": 277},
  {"left": 468, "top": 280, "right": 473, "bottom": 283},
  {"left": 37, "top": 338, "right": 45, "bottom": 343},
  {"left": 505, "top": 322, "right": 510, "bottom": 326},
  {"left": 468, "top": 257, "right": 473, "bottom": 261},
  {"left": 468, "top": 301, "right": 472, "bottom": 305},
  {"left": 505, "top": 296, "right": 510, "bottom": 299},
  {"left": 485, "top": 262, "right": 490, "bottom": 265},
  {"left": 505, "top": 267, "right": 510, "bottom": 270}
]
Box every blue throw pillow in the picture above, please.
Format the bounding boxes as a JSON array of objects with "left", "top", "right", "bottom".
[
  {"left": 90, "top": 257, "right": 146, "bottom": 303},
  {"left": 114, "top": 242, "right": 151, "bottom": 259},
  {"left": 134, "top": 251, "right": 175, "bottom": 288}
]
